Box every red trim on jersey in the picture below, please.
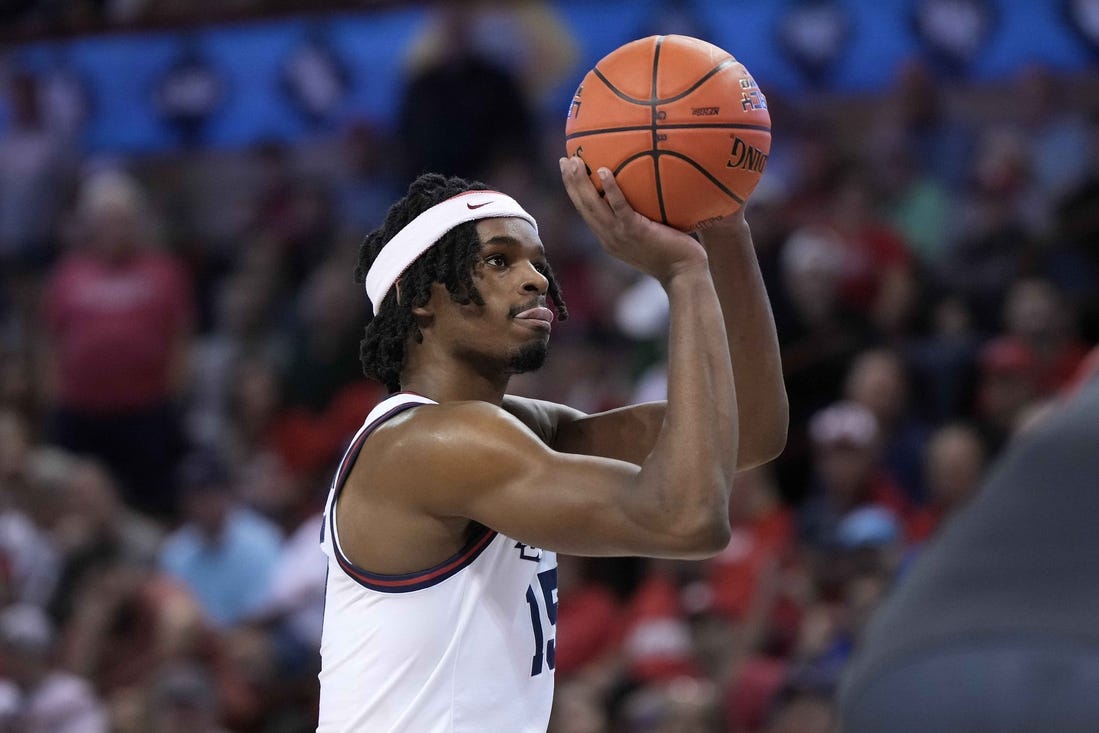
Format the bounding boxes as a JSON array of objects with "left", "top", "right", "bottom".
[
  {"left": 334, "top": 525, "right": 498, "bottom": 590},
  {"left": 326, "top": 396, "right": 499, "bottom": 594}
]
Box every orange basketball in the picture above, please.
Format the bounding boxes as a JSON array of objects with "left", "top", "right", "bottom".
[{"left": 565, "top": 35, "right": 771, "bottom": 232}]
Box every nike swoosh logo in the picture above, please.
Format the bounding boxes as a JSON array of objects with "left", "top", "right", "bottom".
[{"left": 466, "top": 201, "right": 492, "bottom": 209}]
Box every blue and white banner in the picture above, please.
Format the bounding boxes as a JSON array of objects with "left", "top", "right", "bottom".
[{"left": 5, "top": 0, "right": 1095, "bottom": 154}]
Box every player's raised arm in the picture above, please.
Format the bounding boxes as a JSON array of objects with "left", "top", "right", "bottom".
[
  {"left": 549, "top": 156, "right": 739, "bottom": 553},
  {"left": 532, "top": 171, "right": 787, "bottom": 471},
  {"left": 696, "top": 210, "right": 788, "bottom": 468}
]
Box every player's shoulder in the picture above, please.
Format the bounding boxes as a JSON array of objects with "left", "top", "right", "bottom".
[
  {"left": 357, "top": 400, "right": 549, "bottom": 495},
  {"left": 370, "top": 399, "right": 533, "bottom": 454}
]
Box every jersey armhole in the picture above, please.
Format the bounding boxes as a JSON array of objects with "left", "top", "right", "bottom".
[{"left": 324, "top": 397, "right": 499, "bottom": 594}]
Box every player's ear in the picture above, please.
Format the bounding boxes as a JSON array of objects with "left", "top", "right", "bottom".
[{"left": 410, "top": 280, "right": 438, "bottom": 321}]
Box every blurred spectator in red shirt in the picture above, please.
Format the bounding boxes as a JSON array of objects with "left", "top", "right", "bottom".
[
  {"left": 822, "top": 169, "right": 917, "bottom": 337},
  {"left": 617, "top": 563, "right": 698, "bottom": 685},
  {"left": 554, "top": 555, "right": 621, "bottom": 680},
  {"left": 974, "top": 338, "right": 1040, "bottom": 455},
  {"left": 991, "top": 277, "right": 1089, "bottom": 395},
  {"left": 907, "top": 423, "right": 987, "bottom": 542},
  {"left": 42, "top": 169, "right": 194, "bottom": 518},
  {"left": 706, "top": 466, "right": 794, "bottom": 624}
]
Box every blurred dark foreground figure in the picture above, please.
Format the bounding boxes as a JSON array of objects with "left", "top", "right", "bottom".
[{"left": 839, "top": 352, "right": 1099, "bottom": 733}]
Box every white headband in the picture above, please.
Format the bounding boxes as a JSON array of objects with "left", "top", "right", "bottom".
[{"left": 365, "top": 190, "right": 538, "bottom": 315}]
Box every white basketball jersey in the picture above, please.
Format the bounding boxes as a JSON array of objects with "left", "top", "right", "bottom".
[{"left": 318, "top": 393, "right": 557, "bottom": 733}]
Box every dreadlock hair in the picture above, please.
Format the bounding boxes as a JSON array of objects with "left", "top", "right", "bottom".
[{"left": 354, "top": 173, "right": 568, "bottom": 393}]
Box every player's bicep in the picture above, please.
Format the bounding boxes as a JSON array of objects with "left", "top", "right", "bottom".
[
  {"left": 411, "top": 403, "right": 701, "bottom": 558},
  {"left": 469, "top": 450, "right": 650, "bottom": 557}
]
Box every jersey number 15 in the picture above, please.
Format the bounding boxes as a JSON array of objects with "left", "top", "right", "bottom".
[{"left": 524, "top": 568, "right": 558, "bottom": 676}]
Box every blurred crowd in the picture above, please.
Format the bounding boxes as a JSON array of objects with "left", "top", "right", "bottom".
[
  {"left": 0, "top": 0, "right": 398, "bottom": 40},
  {"left": 0, "top": 2, "right": 1097, "bottom": 732}
]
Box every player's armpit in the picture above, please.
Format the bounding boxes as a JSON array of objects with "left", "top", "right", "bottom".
[
  {"left": 503, "top": 394, "right": 666, "bottom": 465},
  {"left": 388, "top": 401, "right": 729, "bottom": 560},
  {"left": 553, "top": 402, "right": 665, "bottom": 465},
  {"left": 500, "top": 394, "right": 585, "bottom": 447}
]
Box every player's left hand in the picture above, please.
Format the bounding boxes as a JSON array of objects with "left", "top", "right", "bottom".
[{"left": 694, "top": 205, "right": 751, "bottom": 252}]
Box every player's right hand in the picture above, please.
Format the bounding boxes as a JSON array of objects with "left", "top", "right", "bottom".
[{"left": 559, "top": 156, "right": 709, "bottom": 285}]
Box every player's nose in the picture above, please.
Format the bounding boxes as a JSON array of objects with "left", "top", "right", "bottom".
[{"left": 519, "top": 261, "right": 549, "bottom": 294}]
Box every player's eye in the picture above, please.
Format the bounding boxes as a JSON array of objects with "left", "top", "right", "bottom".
[
  {"left": 483, "top": 254, "right": 507, "bottom": 268},
  {"left": 533, "top": 261, "right": 549, "bottom": 275}
]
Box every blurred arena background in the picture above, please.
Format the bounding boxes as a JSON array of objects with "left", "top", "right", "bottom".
[{"left": 0, "top": 0, "right": 1097, "bottom": 731}]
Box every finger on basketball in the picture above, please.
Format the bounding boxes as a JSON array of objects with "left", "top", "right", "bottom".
[
  {"left": 562, "top": 158, "right": 613, "bottom": 227},
  {"left": 558, "top": 157, "right": 588, "bottom": 211},
  {"left": 597, "top": 168, "right": 636, "bottom": 220}
]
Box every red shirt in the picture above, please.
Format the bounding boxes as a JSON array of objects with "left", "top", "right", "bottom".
[
  {"left": 837, "top": 224, "right": 911, "bottom": 311},
  {"left": 554, "top": 582, "right": 620, "bottom": 677},
  {"left": 45, "top": 251, "right": 193, "bottom": 411},
  {"left": 707, "top": 508, "right": 794, "bottom": 620},
  {"left": 984, "top": 335, "right": 1090, "bottom": 397}
]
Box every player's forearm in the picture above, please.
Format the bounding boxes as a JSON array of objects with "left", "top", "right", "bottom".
[
  {"left": 636, "top": 264, "right": 737, "bottom": 550},
  {"left": 699, "top": 218, "right": 788, "bottom": 468}
]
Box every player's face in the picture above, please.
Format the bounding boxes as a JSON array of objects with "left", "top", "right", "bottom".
[
  {"left": 474, "top": 217, "right": 553, "bottom": 372},
  {"left": 430, "top": 217, "right": 553, "bottom": 374}
]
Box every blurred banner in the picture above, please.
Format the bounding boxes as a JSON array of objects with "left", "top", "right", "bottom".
[{"left": 5, "top": 0, "right": 1096, "bottom": 154}]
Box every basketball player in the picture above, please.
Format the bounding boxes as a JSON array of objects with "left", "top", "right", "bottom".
[{"left": 317, "top": 157, "right": 788, "bottom": 732}]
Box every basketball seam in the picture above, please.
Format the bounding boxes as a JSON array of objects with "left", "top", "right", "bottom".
[
  {"left": 611, "top": 150, "right": 657, "bottom": 178},
  {"left": 651, "top": 36, "right": 668, "bottom": 226},
  {"left": 657, "top": 57, "right": 739, "bottom": 104},
  {"left": 590, "top": 57, "right": 740, "bottom": 106},
  {"left": 565, "top": 122, "right": 772, "bottom": 141},
  {"left": 660, "top": 150, "right": 746, "bottom": 205},
  {"left": 613, "top": 149, "right": 746, "bottom": 222}
]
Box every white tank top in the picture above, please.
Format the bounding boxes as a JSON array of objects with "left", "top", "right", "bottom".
[{"left": 317, "top": 393, "right": 557, "bottom": 733}]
